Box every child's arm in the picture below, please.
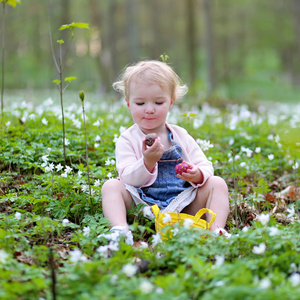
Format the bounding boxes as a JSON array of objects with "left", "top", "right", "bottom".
[
  {"left": 142, "top": 137, "right": 164, "bottom": 173},
  {"left": 116, "top": 135, "right": 159, "bottom": 188}
]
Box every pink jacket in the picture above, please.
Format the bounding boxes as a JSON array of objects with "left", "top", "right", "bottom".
[{"left": 116, "top": 123, "right": 214, "bottom": 188}]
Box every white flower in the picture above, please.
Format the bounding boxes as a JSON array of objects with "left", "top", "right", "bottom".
[
  {"left": 162, "top": 213, "right": 172, "bottom": 224},
  {"left": 268, "top": 154, "right": 274, "bottom": 160},
  {"left": 97, "top": 243, "right": 120, "bottom": 258},
  {"left": 155, "top": 287, "right": 164, "bottom": 294},
  {"left": 65, "top": 166, "right": 72, "bottom": 174},
  {"left": 78, "top": 171, "right": 83, "bottom": 178},
  {"left": 242, "top": 226, "right": 249, "bottom": 233},
  {"left": 0, "top": 249, "right": 9, "bottom": 263},
  {"left": 214, "top": 255, "right": 225, "bottom": 267},
  {"left": 140, "top": 280, "right": 154, "bottom": 294},
  {"left": 64, "top": 138, "right": 70, "bottom": 146},
  {"left": 107, "top": 172, "right": 113, "bottom": 179},
  {"left": 81, "top": 185, "right": 88, "bottom": 193},
  {"left": 241, "top": 146, "right": 253, "bottom": 157},
  {"left": 119, "top": 126, "right": 127, "bottom": 134},
  {"left": 122, "top": 264, "right": 138, "bottom": 277},
  {"left": 45, "top": 162, "right": 54, "bottom": 173},
  {"left": 97, "top": 245, "right": 109, "bottom": 258},
  {"left": 83, "top": 226, "right": 90, "bottom": 237},
  {"left": 41, "top": 118, "right": 48, "bottom": 125},
  {"left": 15, "top": 212, "right": 22, "bottom": 220},
  {"left": 240, "top": 162, "right": 247, "bottom": 168},
  {"left": 215, "top": 280, "right": 225, "bottom": 287},
  {"left": 61, "top": 173, "right": 67, "bottom": 178},
  {"left": 110, "top": 274, "right": 118, "bottom": 284},
  {"left": 55, "top": 163, "right": 64, "bottom": 172},
  {"left": 197, "top": 139, "right": 214, "bottom": 151},
  {"left": 289, "top": 273, "right": 300, "bottom": 287},
  {"left": 152, "top": 233, "right": 162, "bottom": 246},
  {"left": 292, "top": 162, "right": 299, "bottom": 170},
  {"left": 5, "top": 121, "right": 11, "bottom": 127},
  {"left": 183, "top": 218, "right": 194, "bottom": 228},
  {"left": 139, "top": 241, "right": 149, "bottom": 249},
  {"left": 290, "top": 263, "right": 299, "bottom": 273},
  {"left": 269, "top": 226, "right": 279, "bottom": 236},
  {"left": 259, "top": 277, "right": 271, "bottom": 289},
  {"left": 94, "top": 143, "right": 100, "bottom": 148},
  {"left": 252, "top": 243, "right": 266, "bottom": 255},
  {"left": 171, "top": 227, "right": 179, "bottom": 236},
  {"left": 44, "top": 97, "right": 53, "bottom": 106},
  {"left": 69, "top": 249, "right": 86, "bottom": 263},
  {"left": 255, "top": 147, "right": 261, "bottom": 153},
  {"left": 95, "top": 135, "right": 101, "bottom": 141},
  {"left": 42, "top": 155, "right": 49, "bottom": 163},
  {"left": 93, "top": 120, "right": 100, "bottom": 126},
  {"left": 287, "top": 205, "right": 295, "bottom": 218},
  {"left": 73, "top": 119, "right": 81, "bottom": 128},
  {"left": 113, "top": 134, "right": 119, "bottom": 143},
  {"left": 94, "top": 179, "right": 101, "bottom": 187},
  {"left": 105, "top": 158, "right": 116, "bottom": 166},
  {"left": 62, "top": 219, "right": 70, "bottom": 226},
  {"left": 143, "top": 206, "right": 153, "bottom": 219},
  {"left": 257, "top": 213, "right": 270, "bottom": 225}
]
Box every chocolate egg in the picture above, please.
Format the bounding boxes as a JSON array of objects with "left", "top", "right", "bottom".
[
  {"left": 175, "top": 162, "right": 189, "bottom": 175},
  {"left": 145, "top": 133, "right": 157, "bottom": 147}
]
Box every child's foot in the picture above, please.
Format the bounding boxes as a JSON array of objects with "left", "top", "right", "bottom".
[{"left": 98, "top": 226, "right": 134, "bottom": 245}]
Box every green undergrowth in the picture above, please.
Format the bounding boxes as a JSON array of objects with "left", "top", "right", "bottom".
[{"left": 0, "top": 98, "right": 299, "bottom": 299}]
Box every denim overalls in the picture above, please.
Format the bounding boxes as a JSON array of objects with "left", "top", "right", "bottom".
[{"left": 136, "top": 130, "right": 191, "bottom": 208}]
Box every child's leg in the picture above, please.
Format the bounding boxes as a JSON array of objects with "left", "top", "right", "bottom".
[
  {"left": 181, "top": 176, "right": 229, "bottom": 231},
  {"left": 101, "top": 179, "right": 133, "bottom": 228}
]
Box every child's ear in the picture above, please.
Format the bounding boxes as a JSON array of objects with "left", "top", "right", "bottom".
[{"left": 170, "top": 97, "right": 176, "bottom": 108}]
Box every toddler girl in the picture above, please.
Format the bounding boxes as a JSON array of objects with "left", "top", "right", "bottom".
[{"left": 101, "top": 60, "right": 229, "bottom": 244}]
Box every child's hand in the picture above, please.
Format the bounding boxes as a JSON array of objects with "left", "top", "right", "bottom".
[
  {"left": 176, "top": 161, "right": 203, "bottom": 184},
  {"left": 142, "top": 137, "right": 164, "bottom": 172}
]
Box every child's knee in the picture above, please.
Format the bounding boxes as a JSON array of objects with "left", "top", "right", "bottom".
[
  {"left": 101, "top": 178, "right": 122, "bottom": 195},
  {"left": 207, "top": 176, "right": 228, "bottom": 192}
]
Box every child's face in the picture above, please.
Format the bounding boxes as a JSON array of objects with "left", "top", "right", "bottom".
[{"left": 126, "top": 78, "right": 174, "bottom": 134}]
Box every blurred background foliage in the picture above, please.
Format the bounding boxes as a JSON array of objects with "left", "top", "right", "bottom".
[{"left": 2, "top": 0, "right": 300, "bottom": 104}]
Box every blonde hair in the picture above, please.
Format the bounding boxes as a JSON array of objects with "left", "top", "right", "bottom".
[{"left": 112, "top": 60, "right": 188, "bottom": 101}]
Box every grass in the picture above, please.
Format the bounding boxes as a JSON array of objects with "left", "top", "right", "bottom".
[{"left": 0, "top": 95, "right": 299, "bottom": 299}]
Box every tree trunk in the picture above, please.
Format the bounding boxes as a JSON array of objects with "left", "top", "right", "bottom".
[
  {"left": 291, "top": 0, "right": 300, "bottom": 84},
  {"left": 186, "top": 0, "right": 196, "bottom": 83},
  {"left": 88, "top": 0, "right": 112, "bottom": 92},
  {"left": 203, "top": 0, "right": 216, "bottom": 96},
  {"left": 126, "top": 0, "right": 139, "bottom": 63}
]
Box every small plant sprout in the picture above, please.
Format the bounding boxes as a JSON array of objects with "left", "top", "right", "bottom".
[
  {"left": 48, "top": 2, "right": 89, "bottom": 165},
  {"left": 79, "top": 90, "right": 93, "bottom": 213},
  {"left": 160, "top": 52, "right": 169, "bottom": 63}
]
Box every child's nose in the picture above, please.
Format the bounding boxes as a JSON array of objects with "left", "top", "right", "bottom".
[{"left": 145, "top": 104, "right": 154, "bottom": 113}]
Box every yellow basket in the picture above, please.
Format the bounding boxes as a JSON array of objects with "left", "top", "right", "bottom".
[{"left": 151, "top": 204, "right": 216, "bottom": 238}]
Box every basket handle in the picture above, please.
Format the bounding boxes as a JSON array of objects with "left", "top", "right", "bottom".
[
  {"left": 195, "top": 208, "right": 217, "bottom": 227},
  {"left": 151, "top": 204, "right": 161, "bottom": 218}
]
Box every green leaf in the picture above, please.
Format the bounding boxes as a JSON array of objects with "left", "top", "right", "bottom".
[
  {"left": 52, "top": 80, "right": 61, "bottom": 84},
  {"left": 64, "top": 77, "right": 77, "bottom": 83},
  {"left": 57, "top": 39, "right": 64, "bottom": 44},
  {"left": 59, "top": 22, "right": 89, "bottom": 31},
  {"left": 1, "top": 0, "right": 21, "bottom": 8}
]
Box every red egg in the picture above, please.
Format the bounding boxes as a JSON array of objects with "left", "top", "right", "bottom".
[{"left": 175, "top": 162, "right": 189, "bottom": 175}]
